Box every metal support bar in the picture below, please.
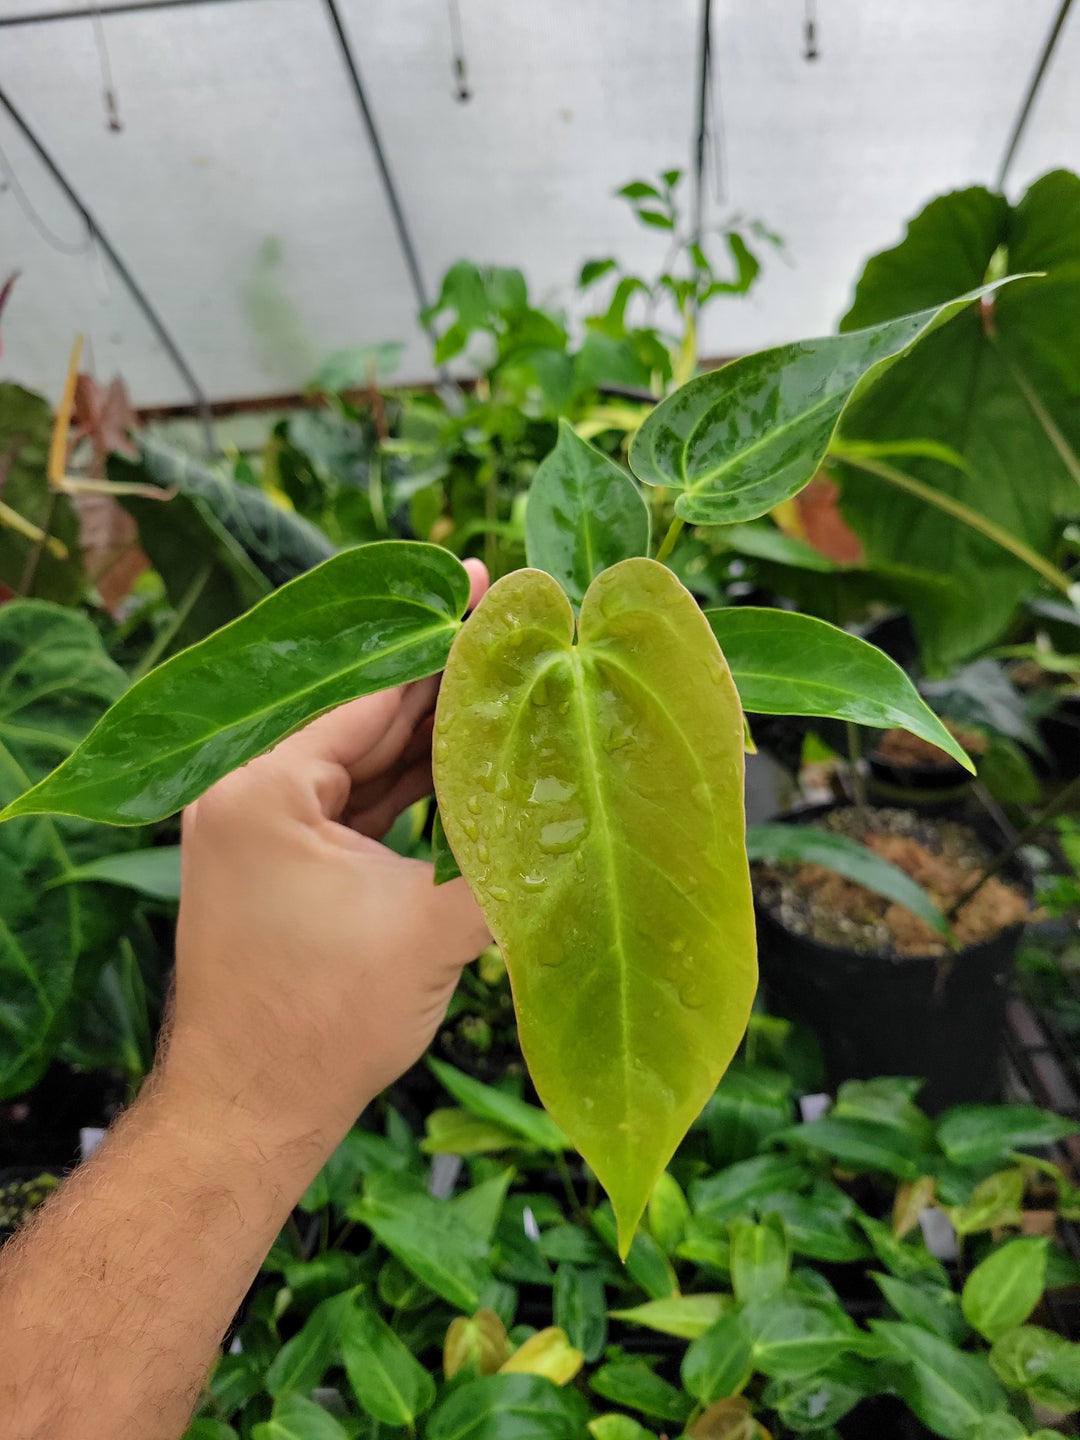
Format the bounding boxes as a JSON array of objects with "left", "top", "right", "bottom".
[
  {"left": 321, "top": 0, "right": 434, "bottom": 323},
  {"left": 691, "top": 0, "right": 713, "bottom": 244},
  {"left": 0, "top": 0, "right": 258, "bottom": 28},
  {"left": 996, "top": 0, "right": 1076, "bottom": 190},
  {"left": 0, "top": 83, "right": 215, "bottom": 451}
]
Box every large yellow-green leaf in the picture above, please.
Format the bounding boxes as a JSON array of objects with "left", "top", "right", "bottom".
[
  {"left": 628, "top": 282, "right": 1018, "bottom": 526},
  {"left": 433, "top": 558, "right": 756, "bottom": 1254},
  {"left": 1, "top": 542, "right": 470, "bottom": 826}
]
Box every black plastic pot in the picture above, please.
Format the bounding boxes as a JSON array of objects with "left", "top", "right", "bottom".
[
  {"left": 754, "top": 807, "right": 1027, "bottom": 1114},
  {"left": 866, "top": 749, "right": 974, "bottom": 810},
  {"left": 1038, "top": 693, "right": 1080, "bottom": 780}
]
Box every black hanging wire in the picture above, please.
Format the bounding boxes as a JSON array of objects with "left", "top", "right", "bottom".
[
  {"left": 0, "top": 0, "right": 254, "bottom": 28},
  {"left": 89, "top": 1, "right": 124, "bottom": 132},
  {"left": 448, "top": 0, "right": 471, "bottom": 102},
  {"left": 0, "top": 83, "right": 215, "bottom": 451},
  {"left": 691, "top": 0, "right": 713, "bottom": 244},
  {"left": 996, "top": 0, "right": 1075, "bottom": 190}
]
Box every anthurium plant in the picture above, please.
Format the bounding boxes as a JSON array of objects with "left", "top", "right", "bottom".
[{"left": 3, "top": 282, "right": 1029, "bottom": 1254}]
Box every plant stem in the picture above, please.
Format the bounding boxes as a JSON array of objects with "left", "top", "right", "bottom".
[
  {"left": 833, "top": 451, "right": 1075, "bottom": 596},
  {"left": 15, "top": 490, "right": 60, "bottom": 596},
  {"left": 368, "top": 448, "right": 388, "bottom": 534},
  {"left": 553, "top": 1149, "right": 585, "bottom": 1222},
  {"left": 655, "top": 515, "right": 685, "bottom": 565},
  {"left": 846, "top": 720, "right": 868, "bottom": 822},
  {"left": 130, "top": 559, "right": 212, "bottom": 680},
  {"left": 945, "top": 770, "right": 1080, "bottom": 920}
]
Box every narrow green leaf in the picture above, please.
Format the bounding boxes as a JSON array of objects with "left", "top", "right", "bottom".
[
  {"left": 628, "top": 280, "right": 1023, "bottom": 524},
  {"left": 252, "top": 1393, "right": 351, "bottom": 1440},
  {"left": 747, "top": 823, "right": 950, "bottom": 937},
  {"left": 340, "top": 1301, "right": 436, "bottom": 1427},
  {"left": 590, "top": 1361, "right": 693, "bottom": 1424},
  {"left": 937, "top": 1106, "right": 1080, "bottom": 1169},
  {"left": 691, "top": 1153, "right": 812, "bottom": 1222},
  {"left": 610, "top": 1292, "right": 730, "bottom": 1340},
  {"left": 717, "top": 521, "right": 841, "bottom": 572},
  {"left": 428, "top": 1058, "right": 567, "bottom": 1151},
  {"left": 773, "top": 1115, "right": 929, "bottom": 1180},
  {"left": 592, "top": 1203, "right": 678, "bottom": 1299},
  {"left": 434, "top": 559, "right": 756, "bottom": 1253},
  {"left": 421, "top": 1107, "right": 526, "bottom": 1155},
  {"left": 451, "top": 1169, "right": 514, "bottom": 1246},
  {"left": 873, "top": 1320, "right": 1008, "bottom": 1440},
  {"left": 647, "top": 1170, "right": 690, "bottom": 1254},
  {"left": 947, "top": 1169, "right": 1025, "bottom": 1236},
  {"left": 873, "top": 1272, "right": 968, "bottom": 1345},
  {"left": 554, "top": 1264, "right": 607, "bottom": 1362},
  {"left": 743, "top": 1295, "right": 855, "bottom": 1379},
  {"left": 587, "top": 1417, "right": 654, "bottom": 1440},
  {"left": 3, "top": 542, "right": 470, "bottom": 825},
  {"left": 682, "top": 1308, "right": 755, "bottom": 1402},
  {"left": 53, "top": 845, "right": 182, "bottom": 902},
  {"left": 432, "top": 806, "right": 463, "bottom": 885},
  {"left": 730, "top": 1214, "right": 790, "bottom": 1303},
  {"left": 707, "top": 607, "right": 974, "bottom": 770},
  {"left": 426, "top": 1372, "right": 592, "bottom": 1440},
  {"left": 264, "top": 1288, "right": 356, "bottom": 1396},
  {"left": 348, "top": 1172, "right": 491, "bottom": 1311},
  {"left": 962, "top": 1238, "right": 1048, "bottom": 1342},
  {"left": 760, "top": 1185, "right": 871, "bottom": 1263},
  {"left": 525, "top": 420, "right": 650, "bottom": 606}
]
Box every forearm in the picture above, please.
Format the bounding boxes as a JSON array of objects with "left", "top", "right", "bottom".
[{"left": 0, "top": 1068, "right": 330, "bottom": 1440}]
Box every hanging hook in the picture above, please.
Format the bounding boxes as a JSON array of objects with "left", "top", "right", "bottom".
[
  {"left": 448, "top": 0, "right": 472, "bottom": 101},
  {"left": 90, "top": 3, "right": 124, "bottom": 132},
  {"left": 803, "top": 0, "right": 820, "bottom": 61}
]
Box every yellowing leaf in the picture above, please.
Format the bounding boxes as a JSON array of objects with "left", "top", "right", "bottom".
[
  {"left": 434, "top": 559, "right": 757, "bottom": 1254},
  {"left": 443, "top": 1309, "right": 511, "bottom": 1379},
  {"left": 498, "top": 1326, "right": 584, "bottom": 1385}
]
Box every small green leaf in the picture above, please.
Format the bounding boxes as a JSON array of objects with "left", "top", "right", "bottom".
[
  {"left": 2, "top": 542, "right": 471, "bottom": 826},
  {"left": 629, "top": 281, "right": 1022, "bottom": 524},
  {"left": 591, "top": 1360, "right": 694, "bottom": 1424},
  {"left": 618, "top": 181, "right": 663, "bottom": 200},
  {"left": 947, "top": 1169, "right": 1026, "bottom": 1236},
  {"left": 718, "top": 521, "right": 841, "bottom": 572},
  {"left": 647, "top": 1170, "right": 690, "bottom": 1254},
  {"left": 340, "top": 1301, "right": 436, "bottom": 1426},
  {"left": 969, "top": 1416, "right": 1031, "bottom": 1440},
  {"left": 743, "top": 1295, "right": 855, "bottom": 1379},
  {"left": 592, "top": 1203, "right": 678, "bottom": 1299},
  {"left": 962, "top": 1238, "right": 1049, "bottom": 1342},
  {"left": 873, "top": 1320, "right": 1009, "bottom": 1440},
  {"left": 763, "top": 1362, "right": 869, "bottom": 1433},
  {"left": 730, "top": 1214, "right": 790, "bottom": 1303},
  {"left": 184, "top": 1423, "right": 240, "bottom": 1440},
  {"left": 747, "top": 824, "right": 950, "bottom": 938},
  {"left": 682, "top": 1308, "right": 755, "bottom": 1402},
  {"left": 707, "top": 607, "right": 974, "bottom": 770},
  {"left": 54, "top": 845, "right": 182, "bottom": 901},
  {"left": 554, "top": 1264, "right": 607, "bottom": 1362},
  {"left": 588, "top": 1416, "right": 654, "bottom": 1440},
  {"left": 432, "top": 807, "right": 463, "bottom": 884},
  {"left": 426, "top": 1372, "right": 591, "bottom": 1440},
  {"left": 938, "top": 1106, "right": 1080, "bottom": 1168},
  {"left": 873, "top": 1272, "right": 968, "bottom": 1345},
  {"left": 610, "top": 1293, "right": 730, "bottom": 1340},
  {"left": 774, "top": 1114, "right": 931, "bottom": 1180},
  {"left": 989, "top": 1324, "right": 1080, "bottom": 1410},
  {"left": 421, "top": 1107, "right": 526, "bottom": 1155},
  {"left": 499, "top": 1326, "right": 584, "bottom": 1385},
  {"left": 264, "top": 1288, "right": 356, "bottom": 1396},
  {"left": 759, "top": 1184, "right": 870, "bottom": 1263},
  {"left": 252, "top": 1393, "right": 350, "bottom": 1440},
  {"left": 428, "top": 1058, "right": 567, "bottom": 1151},
  {"left": 525, "top": 420, "right": 649, "bottom": 606},
  {"left": 348, "top": 1172, "right": 491, "bottom": 1311},
  {"left": 691, "top": 1153, "right": 812, "bottom": 1222},
  {"left": 434, "top": 560, "right": 757, "bottom": 1253}
]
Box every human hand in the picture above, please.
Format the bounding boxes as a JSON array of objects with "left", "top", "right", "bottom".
[{"left": 161, "top": 559, "right": 492, "bottom": 1170}]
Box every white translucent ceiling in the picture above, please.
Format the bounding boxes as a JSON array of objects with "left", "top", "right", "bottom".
[{"left": 1, "top": 0, "right": 1078, "bottom": 409}]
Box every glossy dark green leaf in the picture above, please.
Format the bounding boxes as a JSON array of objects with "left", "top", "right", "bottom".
[
  {"left": 628, "top": 283, "right": 1012, "bottom": 524},
  {"left": 833, "top": 1077, "right": 932, "bottom": 1137},
  {"left": 434, "top": 559, "right": 756, "bottom": 1253},
  {"left": 610, "top": 1293, "right": 730, "bottom": 1340},
  {"left": 837, "top": 175, "right": 1080, "bottom": 667},
  {"left": 759, "top": 1185, "right": 870, "bottom": 1263},
  {"left": 682, "top": 1308, "right": 755, "bottom": 1403},
  {"left": 554, "top": 1264, "right": 607, "bottom": 1362},
  {"left": 340, "top": 1301, "right": 436, "bottom": 1426},
  {"left": 962, "top": 1238, "right": 1048, "bottom": 1342},
  {"left": 873, "top": 1320, "right": 1008, "bottom": 1440},
  {"left": 762, "top": 1363, "right": 869, "bottom": 1433},
  {"left": 0, "top": 602, "right": 136, "bottom": 1095},
  {"left": 427, "top": 1372, "right": 591, "bottom": 1440},
  {"left": 700, "top": 1065, "right": 795, "bottom": 1167},
  {"left": 251, "top": 1393, "right": 351, "bottom": 1440},
  {"left": 524, "top": 420, "right": 649, "bottom": 606},
  {"left": 264, "top": 1288, "right": 356, "bottom": 1397},
  {"left": 856, "top": 1215, "right": 948, "bottom": 1286},
  {"left": 747, "top": 824, "right": 949, "bottom": 937},
  {"left": 691, "top": 1153, "right": 812, "bottom": 1222},
  {"left": 4, "top": 542, "right": 470, "bottom": 825},
  {"left": 706, "top": 607, "right": 972, "bottom": 769},
  {"left": 647, "top": 1171, "right": 690, "bottom": 1254},
  {"left": 452, "top": 1169, "right": 514, "bottom": 1247},
  {"left": 590, "top": 1361, "right": 694, "bottom": 1424},
  {"left": 183, "top": 1421, "right": 239, "bottom": 1440},
  {"left": 773, "top": 1115, "right": 929, "bottom": 1181},
  {"left": 429, "top": 1058, "right": 567, "bottom": 1151},
  {"left": 730, "top": 1214, "right": 790, "bottom": 1304},
  {"left": 718, "top": 521, "right": 842, "bottom": 572},
  {"left": 743, "top": 1295, "right": 855, "bottom": 1379},
  {"left": 873, "top": 1273, "right": 968, "bottom": 1346},
  {"left": 592, "top": 1203, "right": 678, "bottom": 1299},
  {"left": 55, "top": 845, "right": 182, "bottom": 902},
  {"left": 937, "top": 1106, "right": 1080, "bottom": 1169},
  {"left": 422, "top": 1107, "right": 526, "bottom": 1155},
  {"left": 348, "top": 1172, "right": 492, "bottom": 1311}
]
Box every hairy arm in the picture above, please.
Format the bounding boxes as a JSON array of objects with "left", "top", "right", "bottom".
[{"left": 0, "top": 562, "right": 490, "bottom": 1440}]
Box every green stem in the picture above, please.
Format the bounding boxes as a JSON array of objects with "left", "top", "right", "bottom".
[
  {"left": 654, "top": 515, "right": 686, "bottom": 565},
  {"left": 833, "top": 450, "right": 1074, "bottom": 595},
  {"left": 846, "top": 720, "right": 868, "bottom": 822},
  {"left": 553, "top": 1150, "right": 585, "bottom": 1222},
  {"left": 1003, "top": 352, "right": 1080, "bottom": 492},
  {"left": 131, "top": 559, "right": 213, "bottom": 680},
  {"left": 17, "top": 490, "right": 58, "bottom": 597},
  {"left": 368, "top": 448, "right": 388, "bottom": 534},
  {"left": 945, "top": 770, "right": 1080, "bottom": 921}
]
